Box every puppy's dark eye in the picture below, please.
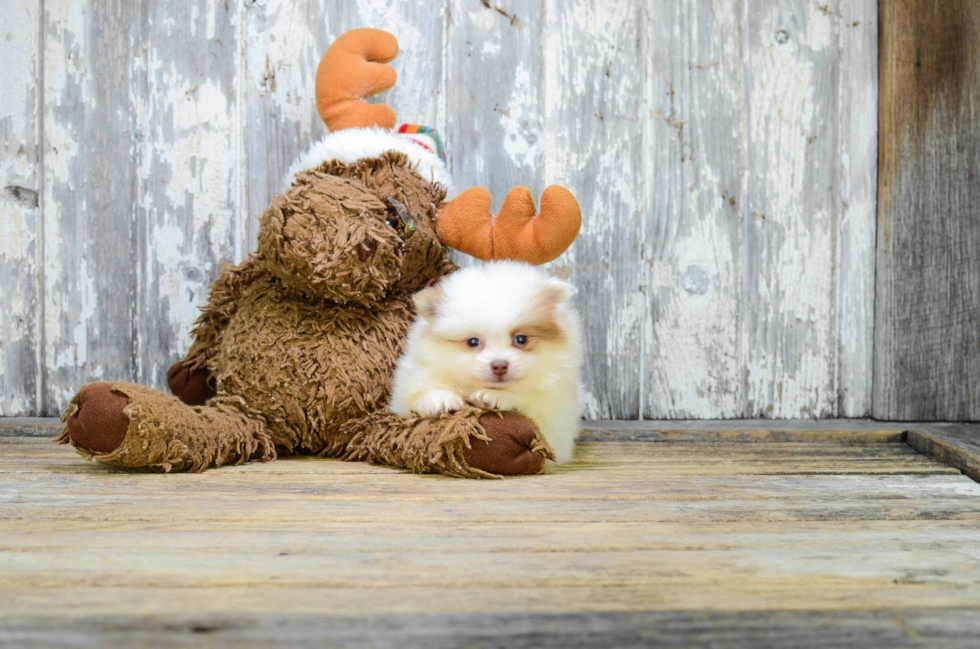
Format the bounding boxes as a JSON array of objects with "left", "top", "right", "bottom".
[
  {"left": 466, "top": 338, "right": 481, "bottom": 348},
  {"left": 513, "top": 334, "right": 528, "bottom": 347},
  {"left": 385, "top": 215, "right": 399, "bottom": 229}
]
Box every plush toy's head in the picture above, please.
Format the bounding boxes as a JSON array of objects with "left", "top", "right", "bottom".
[
  {"left": 267, "top": 27, "right": 582, "bottom": 306},
  {"left": 260, "top": 151, "right": 449, "bottom": 305}
]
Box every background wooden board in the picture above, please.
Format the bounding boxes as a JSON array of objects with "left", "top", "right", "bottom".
[
  {"left": 874, "top": 0, "right": 980, "bottom": 421},
  {"left": 135, "top": 0, "right": 246, "bottom": 393},
  {"left": 741, "top": 0, "right": 839, "bottom": 419},
  {"left": 0, "top": 0, "right": 40, "bottom": 416},
  {"left": 0, "top": 0, "right": 881, "bottom": 419},
  {"left": 545, "top": 0, "right": 645, "bottom": 418},
  {"left": 2, "top": 428, "right": 979, "bottom": 645},
  {"left": 40, "top": 0, "right": 142, "bottom": 410}
]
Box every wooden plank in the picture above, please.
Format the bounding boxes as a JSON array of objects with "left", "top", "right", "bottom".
[
  {"left": 0, "top": 416, "right": 916, "bottom": 439},
  {"left": 742, "top": 0, "right": 842, "bottom": 418},
  {"left": 0, "top": 0, "right": 40, "bottom": 417},
  {"left": 244, "top": 0, "right": 446, "bottom": 246},
  {"left": 0, "top": 418, "right": 60, "bottom": 438},
  {"left": 0, "top": 416, "right": 914, "bottom": 440},
  {"left": 546, "top": 0, "right": 644, "bottom": 418},
  {"left": 134, "top": 0, "right": 246, "bottom": 392},
  {"left": 3, "top": 607, "right": 980, "bottom": 648},
  {"left": 582, "top": 427, "right": 906, "bottom": 444},
  {"left": 907, "top": 424, "right": 980, "bottom": 483},
  {"left": 874, "top": 0, "right": 980, "bottom": 420},
  {"left": 642, "top": 0, "right": 745, "bottom": 418},
  {"left": 4, "top": 440, "right": 976, "bottom": 528},
  {"left": 3, "top": 434, "right": 980, "bottom": 648},
  {"left": 836, "top": 0, "right": 877, "bottom": 417},
  {"left": 445, "top": 0, "right": 544, "bottom": 207},
  {"left": 3, "top": 441, "right": 960, "bottom": 478},
  {"left": 41, "top": 0, "right": 141, "bottom": 415},
  {"left": 582, "top": 418, "right": 911, "bottom": 432},
  {"left": 582, "top": 417, "right": 909, "bottom": 443},
  {"left": 641, "top": 0, "right": 877, "bottom": 419}
]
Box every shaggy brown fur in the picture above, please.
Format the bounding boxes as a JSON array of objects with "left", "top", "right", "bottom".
[
  {"left": 60, "top": 382, "right": 274, "bottom": 472},
  {"left": 59, "top": 152, "right": 550, "bottom": 478}
]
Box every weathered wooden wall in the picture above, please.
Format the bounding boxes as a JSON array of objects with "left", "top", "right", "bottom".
[
  {"left": 875, "top": 0, "right": 980, "bottom": 421},
  {"left": 1, "top": 0, "right": 879, "bottom": 419}
]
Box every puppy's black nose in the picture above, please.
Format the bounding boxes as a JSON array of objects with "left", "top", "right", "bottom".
[{"left": 491, "top": 360, "right": 509, "bottom": 377}]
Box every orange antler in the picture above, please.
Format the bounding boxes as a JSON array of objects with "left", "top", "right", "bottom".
[
  {"left": 315, "top": 28, "right": 399, "bottom": 132},
  {"left": 436, "top": 186, "right": 581, "bottom": 265}
]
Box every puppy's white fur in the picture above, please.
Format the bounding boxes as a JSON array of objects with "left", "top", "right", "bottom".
[{"left": 390, "top": 261, "right": 583, "bottom": 464}]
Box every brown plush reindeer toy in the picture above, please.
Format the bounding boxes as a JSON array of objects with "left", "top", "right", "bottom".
[{"left": 58, "top": 29, "right": 581, "bottom": 478}]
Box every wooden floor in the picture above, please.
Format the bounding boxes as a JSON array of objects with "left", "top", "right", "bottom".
[{"left": 2, "top": 420, "right": 980, "bottom": 647}]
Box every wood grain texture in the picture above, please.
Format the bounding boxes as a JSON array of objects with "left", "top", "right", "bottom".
[
  {"left": 4, "top": 608, "right": 980, "bottom": 648},
  {"left": 135, "top": 0, "right": 246, "bottom": 392},
  {"left": 0, "top": 0, "right": 40, "bottom": 416},
  {"left": 3, "top": 432, "right": 980, "bottom": 645},
  {"left": 836, "top": 0, "right": 877, "bottom": 417},
  {"left": 0, "top": 415, "right": 913, "bottom": 441},
  {"left": 41, "top": 0, "right": 141, "bottom": 414},
  {"left": 742, "top": 0, "right": 840, "bottom": 418},
  {"left": 546, "top": 0, "right": 644, "bottom": 418},
  {"left": 643, "top": 0, "right": 746, "bottom": 418},
  {"left": 907, "top": 424, "right": 980, "bottom": 483},
  {"left": 875, "top": 0, "right": 980, "bottom": 420},
  {"left": 642, "top": 0, "right": 878, "bottom": 418},
  {"left": 3, "top": 0, "right": 882, "bottom": 419}
]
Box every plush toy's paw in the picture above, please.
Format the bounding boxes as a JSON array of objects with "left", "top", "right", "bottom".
[
  {"left": 167, "top": 360, "right": 217, "bottom": 406},
  {"left": 465, "top": 411, "right": 555, "bottom": 476},
  {"left": 413, "top": 390, "right": 466, "bottom": 418},
  {"left": 61, "top": 382, "right": 131, "bottom": 454}
]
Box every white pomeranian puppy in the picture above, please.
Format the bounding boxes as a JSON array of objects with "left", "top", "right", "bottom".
[{"left": 389, "top": 261, "right": 583, "bottom": 464}]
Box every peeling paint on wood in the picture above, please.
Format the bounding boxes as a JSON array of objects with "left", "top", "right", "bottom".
[
  {"left": 136, "top": 0, "right": 246, "bottom": 391},
  {"left": 0, "top": 0, "right": 40, "bottom": 416},
  {"left": 643, "top": 0, "right": 745, "bottom": 418},
  {"left": 836, "top": 0, "right": 877, "bottom": 417},
  {"left": 1, "top": 0, "right": 879, "bottom": 419},
  {"left": 546, "top": 0, "right": 645, "bottom": 418},
  {"left": 42, "top": 0, "right": 142, "bottom": 414},
  {"left": 742, "top": 0, "right": 839, "bottom": 419}
]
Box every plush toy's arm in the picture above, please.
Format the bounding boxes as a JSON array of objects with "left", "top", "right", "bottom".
[
  {"left": 183, "top": 254, "right": 265, "bottom": 371},
  {"left": 341, "top": 407, "right": 554, "bottom": 479}
]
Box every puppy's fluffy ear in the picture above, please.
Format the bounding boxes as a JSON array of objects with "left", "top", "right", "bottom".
[
  {"left": 540, "top": 279, "right": 572, "bottom": 307},
  {"left": 413, "top": 286, "right": 442, "bottom": 321}
]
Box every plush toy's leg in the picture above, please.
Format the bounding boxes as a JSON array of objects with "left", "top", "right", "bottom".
[
  {"left": 167, "top": 360, "right": 217, "bottom": 406},
  {"left": 58, "top": 382, "right": 275, "bottom": 472},
  {"left": 341, "top": 407, "right": 555, "bottom": 479}
]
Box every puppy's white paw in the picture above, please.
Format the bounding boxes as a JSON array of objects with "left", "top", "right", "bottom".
[
  {"left": 413, "top": 390, "right": 466, "bottom": 418},
  {"left": 468, "top": 389, "right": 503, "bottom": 410}
]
